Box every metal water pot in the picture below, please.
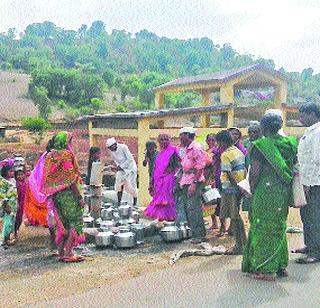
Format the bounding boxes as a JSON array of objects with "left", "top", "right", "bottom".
[
  {"left": 102, "top": 202, "right": 113, "bottom": 209},
  {"left": 83, "top": 214, "right": 95, "bottom": 228},
  {"left": 179, "top": 222, "right": 192, "bottom": 239},
  {"left": 95, "top": 230, "right": 114, "bottom": 247},
  {"left": 131, "top": 210, "right": 140, "bottom": 223},
  {"left": 160, "top": 222, "right": 182, "bottom": 242},
  {"left": 202, "top": 186, "right": 221, "bottom": 204},
  {"left": 130, "top": 223, "right": 145, "bottom": 244},
  {"left": 101, "top": 208, "right": 114, "bottom": 220},
  {"left": 100, "top": 220, "right": 116, "bottom": 229},
  {"left": 114, "top": 227, "right": 137, "bottom": 248},
  {"left": 119, "top": 204, "right": 132, "bottom": 218}
]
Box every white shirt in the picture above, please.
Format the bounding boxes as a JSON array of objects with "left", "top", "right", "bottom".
[
  {"left": 110, "top": 143, "right": 137, "bottom": 173},
  {"left": 298, "top": 122, "right": 320, "bottom": 186}
]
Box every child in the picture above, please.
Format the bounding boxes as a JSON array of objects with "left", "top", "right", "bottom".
[
  {"left": 1, "top": 200, "right": 15, "bottom": 249},
  {"left": 14, "top": 169, "right": 27, "bottom": 238},
  {"left": 203, "top": 133, "right": 220, "bottom": 230},
  {"left": 216, "top": 130, "right": 247, "bottom": 255},
  {"left": 142, "top": 141, "right": 158, "bottom": 194}
]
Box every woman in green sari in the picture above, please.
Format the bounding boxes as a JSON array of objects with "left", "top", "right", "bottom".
[{"left": 241, "top": 113, "right": 298, "bottom": 281}]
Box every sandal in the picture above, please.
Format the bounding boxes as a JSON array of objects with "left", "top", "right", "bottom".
[
  {"left": 291, "top": 247, "right": 308, "bottom": 254},
  {"left": 252, "top": 273, "right": 276, "bottom": 281},
  {"left": 295, "top": 256, "right": 320, "bottom": 264},
  {"left": 61, "top": 254, "right": 85, "bottom": 263},
  {"left": 276, "top": 269, "right": 289, "bottom": 278},
  {"left": 224, "top": 246, "right": 243, "bottom": 255}
]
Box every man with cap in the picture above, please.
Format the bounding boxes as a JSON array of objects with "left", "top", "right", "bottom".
[
  {"left": 177, "top": 127, "right": 207, "bottom": 243},
  {"left": 106, "top": 137, "right": 138, "bottom": 207}
]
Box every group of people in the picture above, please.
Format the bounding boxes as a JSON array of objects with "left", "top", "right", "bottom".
[
  {"left": 140, "top": 102, "right": 320, "bottom": 281},
  {"left": 0, "top": 131, "right": 85, "bottom": 262},
  {"left": 1, "top": 102, "right": 320, "bottom": 277}
]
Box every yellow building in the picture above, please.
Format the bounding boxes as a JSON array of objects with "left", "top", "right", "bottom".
[{"left": 84, "top": 64, "right": 303, "bottom": 206}]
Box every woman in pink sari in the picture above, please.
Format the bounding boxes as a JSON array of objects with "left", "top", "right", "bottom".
[{"left": 144, "top": 134, "right": 180, "bottom": 221}]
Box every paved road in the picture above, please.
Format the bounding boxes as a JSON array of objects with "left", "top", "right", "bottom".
[{"left": 40, "top": 239, "right": 320, "bottom": 308}]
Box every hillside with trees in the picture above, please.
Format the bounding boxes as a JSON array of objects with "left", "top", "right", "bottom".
[{"left": 0, "top": 20, "right": 319, "bottom": 121}]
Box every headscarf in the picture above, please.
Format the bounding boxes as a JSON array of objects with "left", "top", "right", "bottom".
[
  {"left": 42, "top": 131, "right": 81, "bottom": 196},
  {"left": 53, "top": 131, "right": 73, "bottom": 151}
]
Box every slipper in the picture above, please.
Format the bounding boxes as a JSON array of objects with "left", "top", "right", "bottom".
[
  {"left": 252, "top": 273, "right": 276, "bottom": 281},
  {"left": 61, "top": 255, "right": 85, "bottom": 263},
  {"left": 216, "top": 232, "right": 226, "bottom": 238},
  {"left": 224, "top": 246, "right": 243, "bottom": 255},
  {"left": 295, "top": 256, "right": 319, "bottom": 264},
  {"left": 49, "top": 252, "right": 59, "bottom": 257},
  {"left": 276, "top": 269, "right": 289, "bottom": 278},
  {"left": 291, "top": 247, "right": 308, "bottom": 254}
]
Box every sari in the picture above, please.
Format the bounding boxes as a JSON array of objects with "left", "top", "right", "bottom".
[
  {"left": 144, "top": 144, "right": 179, "bottom": 221},
  {"left": 43, "top": 132, "right": 85, "bottom": 247},
  {"left": 0, "top": 177, "right": 17, "bottom": 238},
  {"left": 242, "top": 134, "right": 297, "bottom": 274},
  {"left": 14, "top": 178, "right": 27, "bottom": 233},
  {"left": 25, "top": 152, "right": 50, "bottom": 227}
]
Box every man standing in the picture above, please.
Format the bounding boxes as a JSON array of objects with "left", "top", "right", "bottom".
[
  {"left": 295, "top": 103, "right": 320, "bottom": 264},
  {"left": 216, "top": 130, "right": 246, "bottom": 255},
  {"left": 106, "top": 137, "right": 138, "bottom": 207},
  {"left": 178, "top": 127, "right": 207, "bottom": 244}
]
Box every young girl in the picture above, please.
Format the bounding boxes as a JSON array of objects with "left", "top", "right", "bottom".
[
  {"left": 0, "top": 162, "right": 17, "bottom": 247},
  {"left": 203, "top": 133, "right": 219, "bottom": 230},
  {"left": 1, "top": 200, "right": 15, "bottom": 249},
  {"left": 14, "top": 168, "right": 27, "bottom": 238}
]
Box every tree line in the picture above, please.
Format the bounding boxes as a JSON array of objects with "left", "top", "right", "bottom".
[{"left": 0, "top": 20, "right": 319, "bottom": 121}]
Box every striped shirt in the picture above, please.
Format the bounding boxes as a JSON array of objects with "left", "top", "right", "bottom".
[{"left": 220, "top": 146, "right": 246, "bottom": 194}]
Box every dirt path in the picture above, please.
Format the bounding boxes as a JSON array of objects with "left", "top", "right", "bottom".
[{"left": 0, "top": 209, "right": 302, "bottom": 307}]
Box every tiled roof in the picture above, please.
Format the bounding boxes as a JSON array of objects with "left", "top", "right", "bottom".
[{"left": 154, "top": 64, "right": 287, "bottom": 91}]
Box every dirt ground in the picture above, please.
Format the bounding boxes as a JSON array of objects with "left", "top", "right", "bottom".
[{"left": 0, "top": 209, "right": 302, "bottom": 307}]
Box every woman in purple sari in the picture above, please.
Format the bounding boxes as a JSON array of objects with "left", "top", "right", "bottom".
[{"left": 144, "top": 134, "right": 180, "bottom": 221}]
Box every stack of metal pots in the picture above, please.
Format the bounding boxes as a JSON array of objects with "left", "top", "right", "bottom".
[{"left": 94, "top": 201, "right": 145, "bottom": 249}]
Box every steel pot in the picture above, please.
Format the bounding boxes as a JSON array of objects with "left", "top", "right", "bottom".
[
  {"left": 160, "top": 222, "right": 182, "bottom": 242},
  {"left": 114, "top": 227, "right": 137, "bottom": 248},
  {"left": 179, "top": 222, "right": 192, "bottom": 239},
  {"left": 101, "top": 208, "right": 114, "bottom": 220},
  {"left": 202, "top": 186, "right": 221, "bottom": 204},
  {"left": 130, "top": 223, "right": 145, "bottom": 244},
  {"left": 100, "top": 220, "right": 116, "bottom": 229},
  {"left": 83, "top": 214, "right": 95, "bottom": 228},
  {"left": 95, "top": 230, "right": 114, "bottom": 247},
  {"left": 131, "top": 210, "right": 140, "bottom": 223},
  {"left": 102, "top": 202, "right": 113, "bottom": 209},
  {"left": 118, "top": 204, "right": 133, "bottom": 218}
]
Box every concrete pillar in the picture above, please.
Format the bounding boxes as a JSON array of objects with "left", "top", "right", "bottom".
[
  {"left": 137, "top": 119, "right": 151, "bottom": 206},
  {"left": 274, "top": 83, "right": 287, "bottom": 109},
  {"left": 220, "top": 84, "right": 234, "bottom": 104},
  {"left": 200, "top": 91, "right": 211, "bottom": 127},
  {"left": 88, "top": 121, "right": 97, "bottom": 147},
  {"left": 155, "top": 92, "right": 164, "bottom": 109},
  {"left": 154, "top": 92, "right": 165, "bottom": 128}
]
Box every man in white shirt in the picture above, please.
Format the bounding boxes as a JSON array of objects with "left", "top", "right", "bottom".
[
  {"left": 106, "top": 137, "right": 138, "bottom": 207},
  {"left": 295, "top": 102, "right": 320, "bottom": 264}
]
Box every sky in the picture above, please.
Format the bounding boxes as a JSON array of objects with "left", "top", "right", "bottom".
[{"left": 1, "top": 0, "right": 320, "bottom": 73}]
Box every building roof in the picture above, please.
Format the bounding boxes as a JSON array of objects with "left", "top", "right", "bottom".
[
  {"left": 154, "top": 64, "right": 287, "bottom": 92},
  {"left": 77, "top": 104, "right": 235, "bottom": 122}
]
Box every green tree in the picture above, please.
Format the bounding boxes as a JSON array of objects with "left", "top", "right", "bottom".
[
  {"left": 30, "top": 85, "right": 52, "bottom": 119},
  {"left": 22, "top": 116, "right": 51, "bottom": 144}
]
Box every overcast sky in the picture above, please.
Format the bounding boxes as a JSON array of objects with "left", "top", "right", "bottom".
[{"left": 1, "top": 0, "right": 320, "bottom": 73}]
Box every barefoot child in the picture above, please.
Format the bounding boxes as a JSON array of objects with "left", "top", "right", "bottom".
[
  {"left": 1, "top": 200, "right": 15, "bottom": 248},
  {"left": 14, "top": 169, "right": 27, "bottom": 238}
]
